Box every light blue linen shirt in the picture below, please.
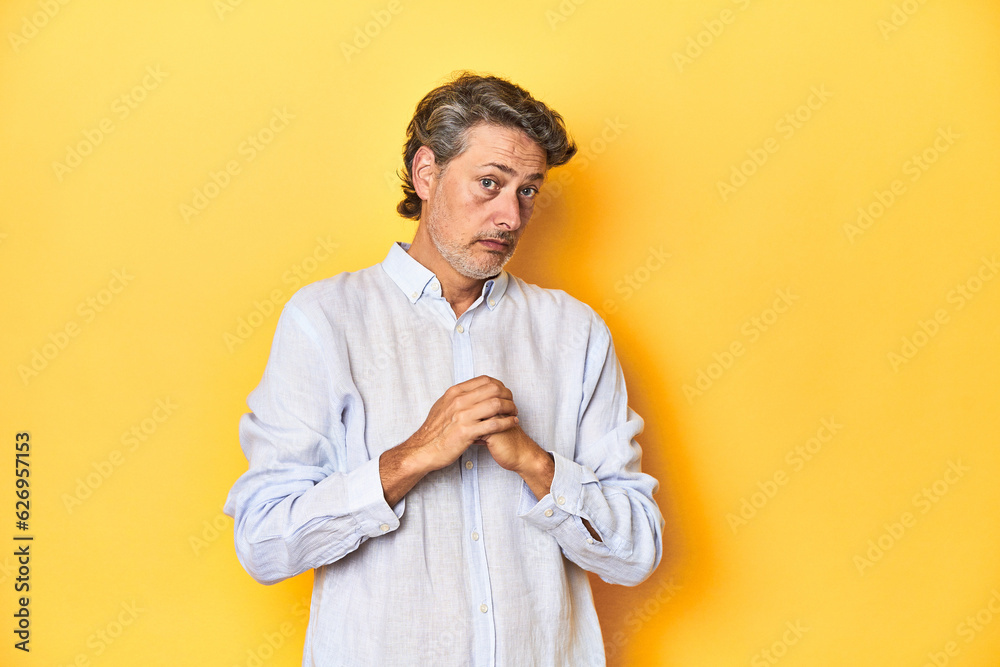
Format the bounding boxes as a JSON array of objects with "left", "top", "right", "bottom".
[{"left": 223, "top": 241, "right": 664, "bottom": 667}]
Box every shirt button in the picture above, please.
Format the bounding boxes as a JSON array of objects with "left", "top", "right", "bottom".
[
  {"left": 587, "top": 538, "right": 594, "bottom": 544},
  {"left": 410, "top": 292, "right": 418, "bottom": 299},
  {"left": 471, "top": 531, "right": 479, "bottom": 541},
  {"left": 480, "top": 604, "right": 488, "bottom": 613},
  {"left": 544, "top": 509, "right": 554, "bottom": 517},
  {"left": 380, "top": 523, "right": 390, "bottom": 532},
  {"left": 465, "top": 461, "right": 473, "bottom": 470},
  {"left": 431, "top": 283, "right": 439, "bottom": 291},
  {"left": 557, "top": 496, "right": 566, "bottom": 505},
  {"left": 488, "top": 299, "right": 496, "bottom": 307},
  {"left": 456, "top": 324, "right": 464, "bottom": 333}
]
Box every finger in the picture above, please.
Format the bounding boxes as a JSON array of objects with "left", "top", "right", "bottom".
[
  {"left": 453, "top": 375, "right": 495, "bottom": 392},
  {"left": 472, "top": 414, "right": 519, "bottom": 439},
  {"left": 464, "top": 397, "right": 517, "bottom": 422},
  {"left": 464, "top": 380, "right": 513, "bottom": 403}
]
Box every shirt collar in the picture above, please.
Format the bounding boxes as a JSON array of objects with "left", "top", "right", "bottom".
[{"left": 381, "top": 241, "right": 509, "bottom": 311}]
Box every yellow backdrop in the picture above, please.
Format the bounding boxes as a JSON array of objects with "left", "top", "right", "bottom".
[{"left": 2, "top": 0, "right": 999, "bottom": 665}]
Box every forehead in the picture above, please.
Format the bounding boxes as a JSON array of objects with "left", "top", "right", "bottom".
[{"left": 457, "top": 123, "right": 547, "bottom": 175}]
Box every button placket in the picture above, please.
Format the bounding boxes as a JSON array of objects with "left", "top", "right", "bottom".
[{"left": 450, "top": 316, "right": 496, "bottom": 662}]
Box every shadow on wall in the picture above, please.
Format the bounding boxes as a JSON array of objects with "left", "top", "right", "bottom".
[{"left": 509, "top": 167, "right": 707, "bottom": 667}]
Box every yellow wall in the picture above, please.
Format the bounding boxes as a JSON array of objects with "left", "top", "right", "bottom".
[{"left": 2, "top": 1, "right": 999, "bottom": 665}]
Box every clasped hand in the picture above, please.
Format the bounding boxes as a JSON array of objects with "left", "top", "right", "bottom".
[{"left": 413, "top": 375, "right": 542, "bottom": 475}]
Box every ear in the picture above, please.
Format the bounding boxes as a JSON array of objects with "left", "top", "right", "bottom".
[{"left": 411, "top": 145, "right": 438, "bottom": 201}]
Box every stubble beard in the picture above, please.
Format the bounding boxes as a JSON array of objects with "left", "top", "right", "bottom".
[{"left": 425, "top": 191, "right": 518, "bottom": 280}]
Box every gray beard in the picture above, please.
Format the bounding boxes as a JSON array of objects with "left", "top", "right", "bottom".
[{"left": 426, "top": 222, "right": 515, "bottom": 280}]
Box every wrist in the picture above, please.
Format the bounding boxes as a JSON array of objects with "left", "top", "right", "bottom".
[
  {"left": 519, "top": 446, "right": 555, "bottom": 500},
  {"left": 399, "top": 437, "right": 438, "bottom": 477}
]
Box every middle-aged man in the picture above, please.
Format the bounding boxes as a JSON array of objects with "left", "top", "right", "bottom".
[{"left": 224, "top": 71, "right": 664, "bottom": 666}]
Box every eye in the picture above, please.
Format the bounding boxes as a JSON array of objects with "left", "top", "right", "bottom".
[
  {"left": 519, "top": 186, "right": 538, "bottom": 199},
  {"left": 480, "top": 178, "right": 497, "bottom": 190}
]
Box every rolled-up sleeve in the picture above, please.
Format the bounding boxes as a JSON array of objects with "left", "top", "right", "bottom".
[
  {"left": 518, "top": 312, "right": 664, "bottom": 586},
  {"left": 223, "top": 300, "right": 403, "bottom": 585}
]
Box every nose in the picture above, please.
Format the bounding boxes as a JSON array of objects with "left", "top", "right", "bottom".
[{"left": 493, "top": 189, "right": 523, "bottom": 232}]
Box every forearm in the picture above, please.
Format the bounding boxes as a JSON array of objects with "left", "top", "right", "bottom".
[{"left": 378, "top": 441, "right": 434, "bottom": 507}]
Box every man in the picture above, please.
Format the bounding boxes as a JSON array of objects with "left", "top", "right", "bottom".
[{"left": 224, "top": 72, "right": 664, "bottom": 666}]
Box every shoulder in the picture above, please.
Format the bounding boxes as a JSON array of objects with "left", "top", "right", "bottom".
[
  {"left": 505, "top": 274, "right": 611, "bottom": 344},
  {"left": 289, "top": 263, "right": 381, "bottom": 306},
  {"left": 282, "top": 263, "right": 384, "bottom": 326}
]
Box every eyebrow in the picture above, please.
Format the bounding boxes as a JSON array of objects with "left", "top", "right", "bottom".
[{"left": 479, "top": 162, "right": 545, "bottom": 183}]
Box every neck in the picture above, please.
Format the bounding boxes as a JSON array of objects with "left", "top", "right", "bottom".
[{"left": 406, "top": 231, "right": 488, "bottom": 318}]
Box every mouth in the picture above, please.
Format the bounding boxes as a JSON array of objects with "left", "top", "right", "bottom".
[{"left": 477, "top": 239, "right": 510, "bottom": 252}]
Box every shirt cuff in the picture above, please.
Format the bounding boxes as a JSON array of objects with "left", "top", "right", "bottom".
[
  {"left": 517, "top": 450, "right": 600, "bottom": 530},
  {"left": 345, "top": 455, "right": 405, "bottom": 537}
]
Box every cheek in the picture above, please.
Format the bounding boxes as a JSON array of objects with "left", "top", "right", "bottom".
[{"left": 519, "top": 199, "right": 536, "bottom": 218}]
